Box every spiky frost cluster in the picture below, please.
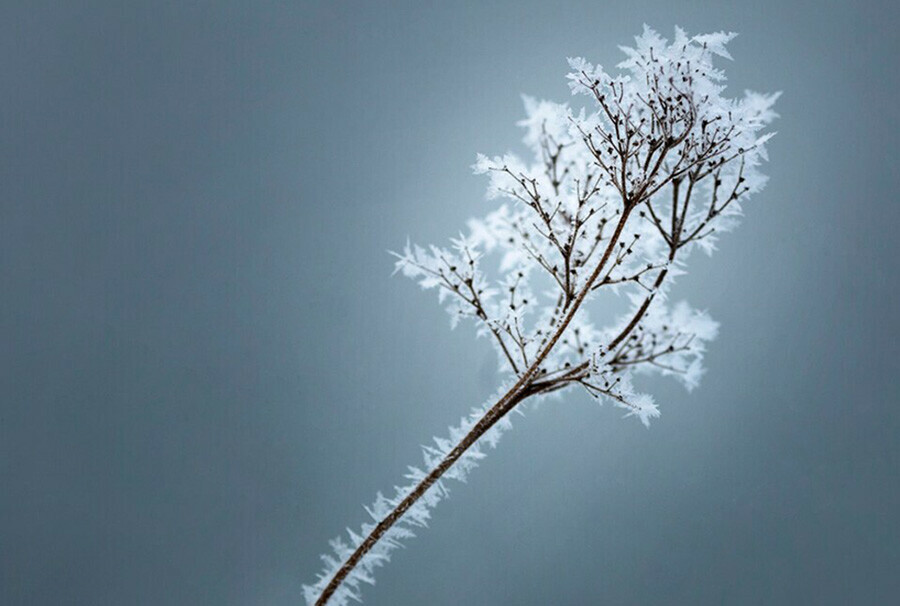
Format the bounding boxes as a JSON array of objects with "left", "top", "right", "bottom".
[
  {"left": 306, "top": 26, "right": 778, "bottom": 605},
  {"left": 395, "top": 25, "right": 776, "bottom": 422}
]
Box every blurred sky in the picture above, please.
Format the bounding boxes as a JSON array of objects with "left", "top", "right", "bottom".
[{"left": 1, "top": 1, "right": 898, "bottom": 605}]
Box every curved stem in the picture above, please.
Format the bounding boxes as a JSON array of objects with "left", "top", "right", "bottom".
[{"left": 315, "top": 207, "right": 634, "bottom": 605}]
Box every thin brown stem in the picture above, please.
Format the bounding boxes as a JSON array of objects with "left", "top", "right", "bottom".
[{"left": 314, "top": 205, "right": 635, "bottom": 606}]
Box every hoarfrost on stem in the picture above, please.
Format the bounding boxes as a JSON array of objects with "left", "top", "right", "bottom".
[{"left": 305, "top": 25, "right": 779, "bottom": 605}]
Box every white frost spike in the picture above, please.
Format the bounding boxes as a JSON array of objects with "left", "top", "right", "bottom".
[{"left": 623, "top": 392, "right": 661, "bottom": 428}]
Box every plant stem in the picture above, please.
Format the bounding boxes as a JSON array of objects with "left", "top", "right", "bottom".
[{"left": 315, "top": 207, "right": 633, "bottom": 605}]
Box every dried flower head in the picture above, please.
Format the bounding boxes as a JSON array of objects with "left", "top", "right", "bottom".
[{"left": 306, "top": 26, "right": 779, "bottom": 605}]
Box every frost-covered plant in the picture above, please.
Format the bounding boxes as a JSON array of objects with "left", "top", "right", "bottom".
[{"left": 304, "top": 26, "right": 779, "bottom": 605}]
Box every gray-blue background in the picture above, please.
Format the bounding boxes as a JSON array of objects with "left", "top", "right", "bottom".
[{"left": 2, "top": 1, "right": 898, "bottom": 604}]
